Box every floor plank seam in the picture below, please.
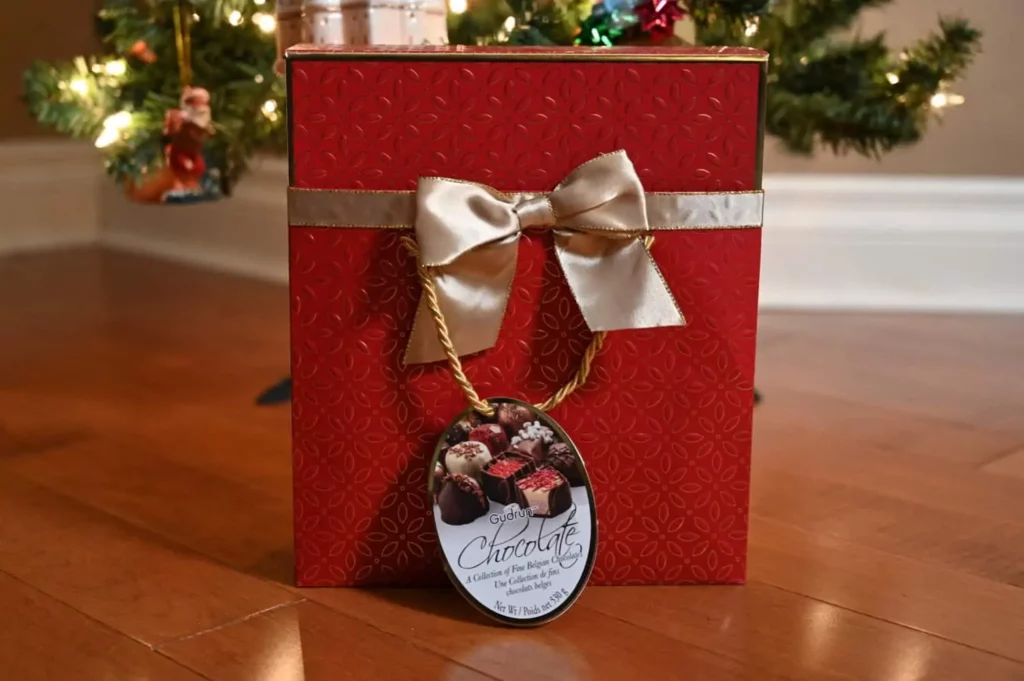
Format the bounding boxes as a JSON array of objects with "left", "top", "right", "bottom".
[
  {"left": 975, "top": 444, "right": 1024, "bottom": 469},
  {"left": 2, "top": 465, "right": 302, "bottom": 604},
  {"left": 754, "top": 385, "right": 1024, "bottom": 443},
  {"left": 748, "top": 579, "right": 1024, "bottom": 665},
  {"left": 154, "top": 598, "right": 307, "bottom": 650},
  {"left": 576, "top": 602, "right": 805, "bottom": 681},
  {"left": 0, "top": 565, "right": 221, "bottom": 680},
  {"left": 303, "top": 597, "right": 506, "bottom": 681}
]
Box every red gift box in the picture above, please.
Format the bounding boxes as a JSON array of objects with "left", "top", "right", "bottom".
[{"left": 287, "top": 45, "right": 766, "bottom": 587}]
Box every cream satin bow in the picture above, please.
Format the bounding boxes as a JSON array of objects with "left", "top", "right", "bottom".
[{"left": 403, "top": 151, "right": 685, "bottom": 365}]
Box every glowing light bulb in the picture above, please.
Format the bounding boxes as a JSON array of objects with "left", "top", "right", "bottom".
[
  {"left": 262, "top": 100, "right": 279, "bottom": 120},
  {"left": 449, "top": 0, "right": 467, "bottom": 14},
  {"left": 91, "top": 64, "right": 104, "bottom": 74},
  {"left": 95, "top": 127, "right": 120, "bottom": 148},
  {"left": 931, "top": 92, "right": 965, "bottom": 109},
  {"left": 104, "top": 111, "right": 133, "bottom": 131},
  {"left": 503, "top": 16, "right": 516, "bottom": 31},
  {"left": 886, "top": 72, "right": 900, "bottom": 85},
  {"left": 253, "top": 12, "right": 276, "bottom": 32},
  {"left": 69, "top": 78, "right": 89, "bottom": 95},
  {"left": 255, "top": 0, "right": 266, "bottom": 4},
  {"left": 228, "top": 10, "right": 244, "bottom": 26},
  {"left": 105, "top": 59, "right": 127, "bottom": 76},
  {"left": 254, "top": 74, "right": 265, "bottom": 84},
  {"left": 744, "top": 18, "right": 759, "bottom": 37}
]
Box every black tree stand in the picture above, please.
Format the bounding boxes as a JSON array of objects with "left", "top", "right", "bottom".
[{"left": 256, "top": 378, "right": 762, "bottom": 407}]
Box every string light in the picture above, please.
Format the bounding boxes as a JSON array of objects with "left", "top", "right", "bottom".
[
  {"left": 105, "top": 111, "right": 133, "bottom": 130},
  {"left": 69, "top": 78, "right": 89, "bottom": 95},
  {"left": 253, "top": 12, "right": 276, "bottom": 32},
  {"left": 262, "top": 99, "right": 279, "bottom": 121},
  {"left": 449, "top": 0, "right": 467, "bottom": 14},
  {"left": 228, "top": 10, "right": 244, "bottom": 26},
  {"left": 95, "top": 111, "right": 133, "bottom": 148},
  {"left": 503, "top": 16, "right": 516, "bottom": 31},
  {"left": 930, "top": 92, "right": 965, "bottom": 109},
  {"left": 255, "top": 74, "right": 265, "bottom": 84},
  {"left": 95, "top": 128, "right": 120, "bottom": 149},
  {"left": 105, "top": 59, "right": 127, "bottom": 76},
  {"left": 886, "top": 72, "right": 900, "bottom": 85},
  {"left": 254, "top": 0, "right": 266, "bottom": 4},
  {"left": 744, "top": 17, "right": 759, "bottom": 37},
  {"left": 91, "top": 64, "right": 104, "bottom": 74}
]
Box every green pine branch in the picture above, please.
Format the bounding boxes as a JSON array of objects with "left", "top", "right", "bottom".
[{"left": 24, "top": 0, "right": 982, "bottom": 192}]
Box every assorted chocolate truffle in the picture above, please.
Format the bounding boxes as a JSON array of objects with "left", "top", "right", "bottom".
[
  {"left": 496, "top": 403, "right": 533, "bottom": 437},
  {"left": 435, "top": 402, "right": 588, "bottom": 523},
  {"left": 510, "top": 421, "right": 555, "bottom": 447},
  {"left": 468, "top": 423, "right": 509, "bottom": 456},
  {"left": 438, "top": 474, "right": 488, "bottom": 525},
  {"left": 512, "top": 437, "right": 545, "bottom": 464},
  {"left": 481, "top": 453, "right": 536, "bottom": 505},
  {"left": 445, "top": 413, "right": 482, "bottom": 447},
  {"left": 515, "top": 468, "right": 572, "bottom": 518},
  {"left": 445, "top": 440, "right": 493, "bottom": 481},
  {"left": 546, "top": 442, "right": 584, "bottom": 487}
]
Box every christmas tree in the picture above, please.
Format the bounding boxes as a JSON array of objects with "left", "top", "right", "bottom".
[
  {"left": 23, "top": 0, "right": 284, "bottom": 197},
  {"left": 23, "top": 0, "right": 979, "bottom": 199}
]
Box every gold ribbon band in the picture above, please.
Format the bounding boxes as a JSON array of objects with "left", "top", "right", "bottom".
[
  {"left": 288, "top": 151, "right": 764, "bottom": 366},
  {"left": 288, "top": 187, "right": 765, "bottom": 231}
]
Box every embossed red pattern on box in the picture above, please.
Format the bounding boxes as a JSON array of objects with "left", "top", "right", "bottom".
[{"left": 288, "top": 47, "right": 764, "bottom": 587}]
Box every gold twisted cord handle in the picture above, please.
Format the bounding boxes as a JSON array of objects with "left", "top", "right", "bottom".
[{"left": 400, "top": 234, "right": 654, "bottom": 417}]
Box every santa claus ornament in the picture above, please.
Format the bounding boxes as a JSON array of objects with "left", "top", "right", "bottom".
[{"left": 126, "top": 2, "right": 221, "bottom": 204}]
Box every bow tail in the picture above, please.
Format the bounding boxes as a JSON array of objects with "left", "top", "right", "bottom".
[
  {"left": 403, "top": 239, "right": 520, "bottom": 365},
  {"left": 554, "top": 232, "right": 686, "bottom": 332}
]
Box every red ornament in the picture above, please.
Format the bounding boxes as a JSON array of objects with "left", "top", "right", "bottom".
[
  {"left": 130, "top": 40, "right": 157, "bottom": 64},
  {"left": 635, "top": 0, "right": 685, "bottom": 40}
]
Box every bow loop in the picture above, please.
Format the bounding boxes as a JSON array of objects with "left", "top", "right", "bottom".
[{"left": 404, "top": 151, "right": 686, "bottom": 365}]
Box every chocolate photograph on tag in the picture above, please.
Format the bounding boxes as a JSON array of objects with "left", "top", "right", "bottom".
[{"left": 429, "top": 397, "right": 597, "bottom": 627}]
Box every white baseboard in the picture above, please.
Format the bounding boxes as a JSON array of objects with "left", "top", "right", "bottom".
[
  {"left": 760, "top": 175, "right": 1024, "bottom": 312},
  {"left": 5, "top": 140, "right": 1024, "bottom": 313},
  {"left": 0, "top": 140, "right": 103, "bottom": 254},
  {"left": 99, "top": 157, "right": 289, "bottom": 283}
]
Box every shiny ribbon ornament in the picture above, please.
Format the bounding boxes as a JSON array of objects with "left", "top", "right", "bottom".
[{"left": 286, "top": 150, "right": 765, "bottom": 366}]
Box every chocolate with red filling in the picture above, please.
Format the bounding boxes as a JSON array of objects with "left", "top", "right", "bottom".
[
  {"left": 468, "top": 423, "right": 510, "bottom": 456},
  {"left": 515, "top": 467, "right": 572, "bottom": 518},
  {"left": 481, "top": 453, "right": 535, "bottom": 505},
  {"left": 438, "top": 474, "right": 488, "bottom": 525},
  {"left": 546, "top": 442, "right": 584, "bottom": 486}
]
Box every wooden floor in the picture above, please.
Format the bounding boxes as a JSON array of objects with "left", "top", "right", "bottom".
[{"left": 2, "top": 248, "right": 1023, "bottom": 681}]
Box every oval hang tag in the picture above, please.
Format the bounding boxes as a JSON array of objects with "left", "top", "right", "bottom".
[{"left": 429, "top": 397, "right": 597, "bottom": 627}]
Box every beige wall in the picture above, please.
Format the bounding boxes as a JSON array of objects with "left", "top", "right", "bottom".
[
  {"left": 765, "top": 0, "right": 1023, "bottom": 177},
  {"left": 1, "top": 1, "right": 101, "bottom": 137},
  {"left": 1, "top": 1, "right": 1018, "bottom": 175}
]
